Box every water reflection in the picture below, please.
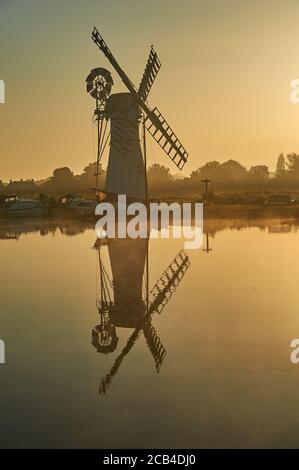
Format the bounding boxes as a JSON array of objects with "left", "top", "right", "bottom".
[
  {"left": 92, "top": 236, "right": 190, "bottom": 394},
  {"left": 1, "top": 216, "right": 299, "bottom": 447},
  {"left": 0, "top": 219, "right": 94, "bottom": 239},
  {"left": 0, "top": 215, "right": 298, "bottom": 240},
  {"left": 203, "top": 232, "right": 213, "bottom": 253}
]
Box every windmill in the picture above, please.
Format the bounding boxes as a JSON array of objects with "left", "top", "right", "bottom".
[
  {"left": 91, "top": 236, "right": 190, "bottom": 395},
  {"left": 86, "top": 27, "right": 189, "bottom": 201}
]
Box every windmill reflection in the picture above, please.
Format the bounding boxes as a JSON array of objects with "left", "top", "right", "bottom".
[{"left": 92, "top": 236, "right": 190, "bottom": 395}]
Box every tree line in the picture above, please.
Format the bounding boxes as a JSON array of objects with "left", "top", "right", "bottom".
[{"left": 1, "top": 153, "right": 299, "bottom": 197}]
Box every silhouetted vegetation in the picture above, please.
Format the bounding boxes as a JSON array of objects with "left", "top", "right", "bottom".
[
  {"left": 145, "top": 154, "right": 299, "bottom": 199},
  {"left": 2, "top": 153, "right": 299, "bottom": 202}
]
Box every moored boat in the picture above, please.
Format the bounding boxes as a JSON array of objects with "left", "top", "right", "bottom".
[
  {"left": 0, "top": 197, "right": 48, "bottom": 218},
  {"left": 57, "top": 194, "right": 97, "bottom": 217}
]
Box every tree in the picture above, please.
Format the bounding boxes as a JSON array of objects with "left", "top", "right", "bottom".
[
  {"left": 220, "top": 160, "right": 248, "bottom": 181},
  {"left": 249, "top": 165, "right": 270, "bottom": 181},
  {"left": 189, "top": 161, "right": 221, "bottom": 182},
  {"left": 199, "top": 161, "right": 221, "bottom": 178},
  {"left": 49, "top": 167, "right": 75, "bottom": 192},
  {"left": 78, "top": 162, "right": 106, "bottom": 190},
  {"left": 276, "top": 153, "right": 286, "bottom": 177},
  {"left": 286, "top": 153, "right": 299, "bottom": 176},
  {"left": 147, "top": 164, "right": 173, "bottom": 186},
  {"left": 192, "top": 160, "right": 248, "bottom": 182},
  {"left": 53, "top": 167, "right": 74, "bottom": 181}
]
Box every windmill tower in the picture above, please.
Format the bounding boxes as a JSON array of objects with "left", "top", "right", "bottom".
[
  {"left": 86, "top": 27, "right": 189, "bottom": 201},
  {"left": 91, "top": 236, "right": 190, "bottom": 395}
]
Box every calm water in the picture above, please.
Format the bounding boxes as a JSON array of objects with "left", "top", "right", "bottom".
[{"left": 1, "top": 218, "right": 299, "bottom": 448}]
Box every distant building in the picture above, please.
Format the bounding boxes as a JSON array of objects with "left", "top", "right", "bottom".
[{"left": 6, "top": 179, "right": 38, "bottom": 194}]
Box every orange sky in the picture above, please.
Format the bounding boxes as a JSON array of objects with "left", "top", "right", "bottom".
[{"left": 1, "top": 0, "right": 299, "bottom": 181}]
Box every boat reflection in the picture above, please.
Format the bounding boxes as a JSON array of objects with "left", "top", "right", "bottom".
[{"left": 92, "top": 236, "right": 190, "bottom": 395}]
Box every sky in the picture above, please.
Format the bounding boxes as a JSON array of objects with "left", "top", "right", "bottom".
[{"left": 1, "top": 0, "right": 299, "bottom": 180}]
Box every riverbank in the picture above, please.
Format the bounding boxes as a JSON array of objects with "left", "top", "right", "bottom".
[{"left": 202, "top": 203, "right": 299, "bottom": 219}]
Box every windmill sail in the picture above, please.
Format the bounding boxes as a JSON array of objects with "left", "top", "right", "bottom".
[
  {"left": 92, "top": 27, "right": 189, "bottom": 170},
  {"left": 143, "top": 322, "right": 166, "bottom": 372},
  {"left": 148, "top": 250, "right": 190, "bottom": 314},
  {"left": 144, "top": 107, "right": 188, "bottom": 171},
  {"left": 138, "top": 46, "right": 161, "bottom": 101}
]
